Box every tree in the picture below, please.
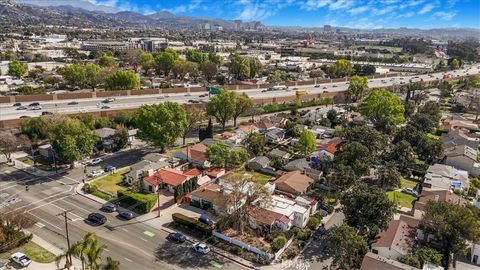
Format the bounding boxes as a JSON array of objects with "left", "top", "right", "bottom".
[
  {"left": 296, "top": 129, "right": 316, "bottom": 156},
  {"left": 268, "top": 69, "right": 285, "bottom": 83},
  {"left": 377, "top": 162, "right": 401, "bottom": 189},
  {"left": 8, "top": 60, "right": 28, "bottom": 78},
  {"left": 417, "top": 247, "right": 442, "bottom": 267},
  {"left": 199, "top": 118, "right": 213, "bottom": 141},
  {"left": 245, "top": 132, "right": 265, "bottom": 155},
  {"left": 137, "top": 51, "right": 154, "bottom": 72},
  {"left": 410, "top": 113, "right": 437, "bottom": 133},
  {"left": 112, "top": 125, "right": 128, "bottom": 150},
  {"left": 206, "top": 90, "right": 236, "bottom": 131},
  {"left": 0, "top": 132, "right": 22, "bottom": 162},
  {"left": 341, "top": 183, "right": 396, "bottom": 237},
  {"left": 415, "top": 135, "right": 443, "bottom": 164},
  {"left": 102, "top": 257, "right": 120, "bottom": 270},
  {"left": 323, "top": 224, "right": 368, "bottom": 269},
  {"left": 326, "top": 109, "right": 340, "bottom": 128},
  {"left": 186, "top": 49, "right": 207, "bottom": 63},
  {"left": 104, "top": 70, "right": 140, "bottom": 90},
  {"left": 334, "top": 142, "right": 374, "bottom": 177},
  {"left": 327, "top": 59, "right": 353, "bottom": 78},
  {"left": 448, "top": 58, "right": 462, "bottom": 70},
  {"left": 154, "top": 48, "right": 178, "bottom": 76},
  {"left": 398, "top": 255, "right": 421, "bottom": 268},
  {"left": 172, "top": 60, "right": 198, "bottom": 80},
  {"left": 200, "top": 61, "right": 217, "bottom": 82},
  {"left": 20, "top": 117, "right": 50, "bottom": 142},
  {"left": 272, "top": 235, "right": 287, "bottom": 252},
  {"left": 359, "top": 89, "right": 405, "bottom": 126},
  {"left": 84, "top": 64, "right": 103, "bottom": 91},
  {"left": 309, "top": 69, "right": 324, "bottom": 78},
  {"left": 329, "top": 164, "right": 358, "bottom": 191},
  {"left": 49, "top": 117, "right": 96, "bottom": 163},
  {"left": 354, "top": 64, "right": 376, "bottom": 76},
  {"left": 183, "top": 106, "right": 206, "bottom": 145},
  {"left": 208, "top": 51, "right": 222, "bottom": 65},
  {"left": 206, "top": 142, "right": 249, "bottom": 169},
  {"left": 135, "top": 102, "right": 187, "bottom": 152},
  {"left": 342, "top": 125, "right": 386, "bottom": 155},
  {"left": 384, "top": 140, "right": 416, "bottom": 176},
  {"left": 59, "top": 64, "right": 102, "bottom": 91},
  {"left": 346, "top": 76, "right": 368, "bottom": 102},
  {"left": 420, "top": 201, "right": 480, "bottom": 259},
  {"left": 97, "top": 54, "right": 116, "bottom": 68},
  {"left": 233, "top": 93, "right": 252, "bottom": 127}
]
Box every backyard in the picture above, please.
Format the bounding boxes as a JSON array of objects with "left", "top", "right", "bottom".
[
  {"left": 225, "top": 168, "right": 273, "bottom": 185},
  {"left": 400, "top": 178, "right": 419, "bottom": 189},
  {"left": 386, "top": 191, "right": 417, "bottom": 208}
]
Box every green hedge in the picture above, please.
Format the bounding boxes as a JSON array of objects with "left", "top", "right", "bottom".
[
  {"left": 172, "top": 213, "right": 212, "bottom": 235},
  {"left": 117, "top": 190, "right": 157, "bottom": 213}
]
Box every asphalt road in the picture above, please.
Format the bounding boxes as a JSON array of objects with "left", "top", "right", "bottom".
[
  {"left": 0, "top": 166, "right": 243, "bottom": 270},
  {"left": 1, "top": 65, "right": 479, "bottom": 120}
]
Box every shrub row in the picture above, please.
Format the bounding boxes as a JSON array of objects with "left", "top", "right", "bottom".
[
  {"left": 117, "top": 190, "right": 156, "bottom": 213},
  {"left": 172, "top": 213, "right": 213, "bottom": 235}
]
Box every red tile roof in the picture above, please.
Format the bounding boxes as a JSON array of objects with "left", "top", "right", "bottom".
[
  {"left": 183, "top": 168, "right": 202, "bottom": 177},
  {"left": 205, "top": 167, "right": 225, "bottom": 177},
  {"left": 182, "top": 143, "right": 207, "bottom": 163},
  {"left": 318, "top": 144, "right": 338, "bottom": 154},
  {"left": 144, "top": 168, "right": 189, "bottom": 187}
]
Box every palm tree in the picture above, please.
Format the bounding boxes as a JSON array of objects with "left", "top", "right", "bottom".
[
  {"left": 86, "top": 237, "right": 107, "bottom": 270},
  {"left": 102, "top": 257, "right": 120, "bottom": 270},
  {"left": 70, "top": 232, "right": 97, "bottom": 270}
]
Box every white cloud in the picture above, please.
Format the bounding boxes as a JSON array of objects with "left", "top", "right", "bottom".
[
  {"left": 237, "top": 3, "right": 274, "bottom": 20},
  {"left": 433, "top": 11, "right": 456, "bottom": 20},
  {"left": 301, "top": 0, "right": 356, "bottom": 11},
  {"left": 302, "top": 0, "right": 332, "bottom": 10},
  {"left": 348, "top": 5, "right": 369, "bottom": 15},
  {"left": 418, "top": 3, "right": 435, "bottom": 14},
  {"left": 373, "top": 5, "right": 396, "bottom": 15},
  {"left": 397, "top": 11, "right": 415, "bottom": 18},
  {"left": 329, "top": 0, "right": 355, "bottom": 10},
  {"left": 166, "top": 0, "right": 203, "bottom": 14}
]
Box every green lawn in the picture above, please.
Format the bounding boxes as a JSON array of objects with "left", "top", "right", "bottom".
[
  {"left": 400, "top": 178, "right": 418, "bottom": 189},
  {"left": 91, "top": 167, "right": 130, "bottom": 194},
  {"left": 0, "top": 241, "right": 56, "bottom": 263},
  {"left": 386, "top": 191, "right": 417, "bottom": 208},
  {"left": 226, "top": 168, "right": 273, "bottom": 185},
  {"left": 426, "top": 133, "right": 440, "bottom": 140}
]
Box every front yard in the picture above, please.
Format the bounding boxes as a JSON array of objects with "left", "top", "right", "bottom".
[
  {"left": 91, "top": 167, "right": 130, "bottom": 194},
  {"left": 0, "top": 241, "right": 56, "bottom": 264},
  {"left": 386, "top": 191, "right": 417, "bottom": 208}
]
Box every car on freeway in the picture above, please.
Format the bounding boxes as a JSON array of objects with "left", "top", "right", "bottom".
[
  {"left": 41, "top": 111, "right": 53, "bottom": 115},
  {"left": 101, "top": 202, "right": 116, "bottom": 212},
  {"left": 19, "top": 115, "right": 31, "bottom": 119},
  {"left": 101, "top": 105, "right": 111, "bottom": 109},
  {"left": 87, "top": 213, "right": 107, "bottom": 225},
  {"left": 119, "top": 211, "right": 134, "bottom": 220},
  {"left": 16, "top": 106, "right": 27, "bottom": 110},
  {"left": 184, "top": 93, "right": 191, "bottom": 96},
  {"left": 103, "top": 98, "right": 116, "bottom": 103},
  {"left": 104, "top": 165, "right": 116, "bottom": 173},
  {"left": 88, "top": 158, "right": 102, "bottom": 166},
  {"left": 10, "top": 252, "right": 32, "bottom": 267},
  {"left": 402, "top": 188, "right": 418, "bottom": 197},
  {"left": 261, "top": 89, "right": 267, "bottom": 92},
  {"left": 199, "top": 93, "right": 208, "bottom": 97},
  {"left": 12, "top": 102, "right": 21, "bottom": 106},
  {"left": 323, "top": 90, "right": 329, "bottom": 93},
  {"left": 332, "top": 85, "right": 337, "bottom": 88},
  {"left": 314, "top": 85, "right": 320, "bottom": 88},
  {"left": 199, "top": 214, "right": 214, "bottom": 226},
  {"left": 87, "top": 170, "right": 103, "bottom": 178},
  {"left": 188, "top": 100, "right": 200, "bottom": 103},
  {"left": 28, "top": 102, "right": 40, "bottom": 107},
  {"left": 68, "top": 101, "right": 79, "bottom": 105},
  {"left": 192, "top": 243, "right": 210, "bottom": 254},
  {"left": 167, "top": 232, "right": 186, "bottom": 243},
  {"left": 291, "top": 87, "right": 298, "bottom": 90},
  {"left": 30, "top": 106, "right": 42, "bottom": 110},
  {"left": 322, "top": 86, "right": 327, "bottom": 89}
]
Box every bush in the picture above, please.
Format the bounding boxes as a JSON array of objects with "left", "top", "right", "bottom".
[
  {"left": 15, "top": 86, "right": 47, "bottom": 95},
  {"left": 272, "top": 235, "right": 288, "bottom": 252},
  {"left": 230, "top": 246, "right": 242, "bottom": 255},
  {"left": 285, "top": 249, "right": 297, "bottom": 259},
  {"left": 295, "top": 229, "right": 312, "bottom": 241},
  {"left": 307, "top": 216, "right": 321, "bottom": 230},
  {"left": 399, "top": 255, "right": 421, "bottom": 268},
  {"left": 117, "top": 190, "right": 156, "bottom": 213},
  {"left": 252, "top": 255, "right": 271, "bottom": 265},
  {"left": 171, "top": 213, "right": 213, "bottom": 235}
]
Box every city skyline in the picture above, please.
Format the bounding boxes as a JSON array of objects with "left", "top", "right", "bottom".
[{"left": 18, "top": 0, "right": 480, "bottom": 29}]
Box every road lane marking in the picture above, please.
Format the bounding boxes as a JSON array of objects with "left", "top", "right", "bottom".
[
  {"left": 0, "top": 183, "right": 18, "bottom": 191},
  {"left": 58, "top": 198, "right": 94, "bottom": 214},
  {"left": 35, "top": 222, "right": 45, "bottom": 228},
  {"left": 141, "top": 238, "right": 148, "bottom": 242},
  {"left": 122, "top": 228, "right": 129, "bottom": 232},
  {"left": 143, "top": 231, "right": 155, "bottom": 237},
  {"left": 29, "top": 213, "right": 62, "bottom": 231},
  {"left": 124, "top": 258, "right": 133, "bottom": 262},
  {"left": 23, "top": 193, "right": 73, "bottom": 213},
  {"left": 4, "top": 185, "right": 73, "bottom": 214}
]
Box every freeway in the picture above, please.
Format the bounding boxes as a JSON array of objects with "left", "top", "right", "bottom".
[
  {"left": 1, "top": 64, "right": 479, "bottom": 121},
  {"left": 0, "top": 166, "right": 243, "bottom": 270}
]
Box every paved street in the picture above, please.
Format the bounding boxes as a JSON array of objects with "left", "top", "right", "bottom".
[
  {"left": 0, "top": 165, "right": 244, "bottom": 270},
  {"left": 1, "top": 65, "right": 478, "bottom": 120},
  {"left": 288, "top": 211, "right": 345, "bottom": 270}
]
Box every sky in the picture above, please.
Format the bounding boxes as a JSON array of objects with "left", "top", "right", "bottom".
[{"left": 44, "top": 0, "right": 480, "bottom": 29}]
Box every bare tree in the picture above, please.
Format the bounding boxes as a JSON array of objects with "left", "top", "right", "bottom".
[{"left": 0, "top": 132, "right": 19, "bottom": 162}]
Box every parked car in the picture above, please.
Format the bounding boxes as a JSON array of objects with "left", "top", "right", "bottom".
[
  {"left": 402, "top": 188, "right": 418, "bottom": 196},
  {"left": 192, "top": 243, "right": 210, "bottom": 254},
  {"left": 198, "top": 214, "right": 214, "bottom": 226},
  {"left": 167, "top": 232, "right": 186, "bottom": 243},
  {"left": 318, "top": 209, "right": 328, "bottom": 217},
  {"left": 313, "top": 225, "right": 327, "bottom": 240},
  {"left": 12, "top": 102, "right": 21, "bottom": 106},
  {"left": 10, "top": 252, "right": 32, "bottom": 267},
  {"left": 101, "top": 202, "right": 116, "bottom": 212},
  {"left": 318, "top": 202, "right": 334, "bottom": 214},
  {"left": 28, "top": 102, "right": 40, "bottom": 107},
  {"left": 68, "top": 101, "right": 79, "bottom": 105},
  {"left": 87, "top": 213, "right": 107, "bottom": 225},
  {"left": 87, "top": 170, "right": 103, "bottom": 178},
  {"left": 119, "top": 211, "right": 134, "bottom": 220},
  {"left": 88, "top": 158, "right": 102, "bottom": 166},
  {"left": 16, "top": 106, "right": 27, "bottom": 110},
  {"left": 104, "top": 165, "right": 116, "bottom": 173}
]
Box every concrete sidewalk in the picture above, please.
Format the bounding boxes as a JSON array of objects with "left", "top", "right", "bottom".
[{"left": 26, "top": 233, "right": 82, "bottom": 270}]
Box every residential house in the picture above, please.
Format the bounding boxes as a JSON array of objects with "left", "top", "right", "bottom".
[
  {"left": 441, "top": 129, "right": 480, "bottom": 150},
  {"left": 361, "top": 252, "right": 421, "bottom": 270},
  {"left": 254, "top": 119, "right": 275, "bottom": 131},
  {"left": 471, "top": 242, "right": 480, "bottom": 265},
  {"left": 173, "top": 143, "right": 211, "bottom": 168},
  {"left": 269, "top": 115, "right": 288, "bottom": 128},
  {"left": 267, "top": 195, "right": 316, "bottom": 228},
  {"left": 283, "top": 158, "right": 311, "bottom": 172},
  {"left": 303, "top": 167, "right": 323, "bottom": 181},
  {"left": 268, "top": 148, "right": 290, "bottom": 161},
  {"left": 204, "top": 167, "right": 226, "bottom": 180},
  {"left": 423, "top": 164, "right": 470, "bottom": 191},
  {"left": 188, "top": 183, "right": 246, "bottom": 215},
  {"left": 413, "top": 189, "right": 466, "bottom": 219},
  {"left": 94, "top": 127, "right": 117, "bottom": 151},
  {"left": 265, "top": 128, "right": 286, "bottom": 143},
  {"left": 125, "top": 159, "right": 169, "bottom": 185},
  {"left": 444, "top": 145, "right": 480, "bottom": 176},
  {"left": 274, "top": 170, "right": 314, "bottom": 197},
  {"left": 476, "top": 190, "right": 480, "bottom": 209},
  {"left": 247, "top": 156, "right": 278, "bottom": 176},
  {"left": 441, "top": 116, "right": 479, "bottom": 131},
  {"left": 143, "top": 168, "right": 193, "bottom": 193},
  {"left": 237, "top": 124, "right": 259, "bottom": 135},
  {"left": 247, "top": 206, "right": 291, "bottom": 232},
  {"left": 309, "top": 125, "right": 334, "bottom": 139},
  {"left": 316, "top": 137, "right": 341, "bottom": 158},
  {"left": 371, "top": 219, "right": 417, "bottom": 260}
]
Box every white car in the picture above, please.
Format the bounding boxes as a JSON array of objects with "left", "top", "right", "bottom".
[
  {"left": 87, "top": 170, "right": 103, "bottom": 178},
  {"left": 192, "top": 243, "right": 210, "bottom": 254},
  {"left": 11, "top": 252, "right": 32, "bottom": 267},
  {"left": 402, "top": 188, "right": 418, "bottom": 197},
  {"left": 88, "top": 158, "right": 103, "bottom": 166}
]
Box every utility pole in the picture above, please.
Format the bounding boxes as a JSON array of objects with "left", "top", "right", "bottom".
[
  {"left": 57, "top": 209, "right": 74, "bottom": 266},
  {"left": 157, "top": 186, "right": 161, "bottom": 217}
]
